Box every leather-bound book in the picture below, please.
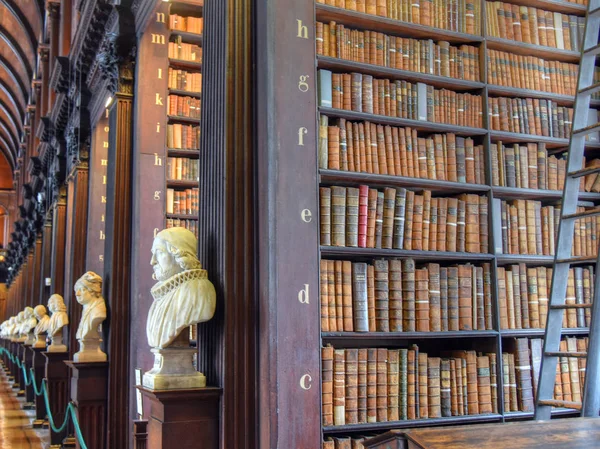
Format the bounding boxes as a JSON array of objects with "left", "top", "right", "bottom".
[
  {"left": 367, "top": 348, "right": 377, "bottom": 422},
  {"left": 428, "top": 357, "right": 442, "bottom": 418},
  {"left": 567, "top": 337, "right": 582, "bottom": 403},
  {"left": 367, "top": 264, "right": 376, "bottom": 331},
  {"left": 331, "top": 187, "right": 347, "bottom": 247},
  {"left": 477, "top": 356, "right": 493, "bottom": 414},
  {"left": 339, "top": 120, "right": 349, "bottom": 170},
  {"left": 482, "top": 263, "right": 493, "bottom": 330},
  {"left": 357, "top": 349, "right": 368, "bottom": 423},
  {"left": 358, "top": 185, "right": 369, "bottom": 248},
  {"left": 333, "top": 437, "right": 351, "bottom": 449},
  {"left": 487, "top": 353, "right": 498, "bottom": 413},
  {"left": 345, "top": 349, "right": 359, "bottom": 424},
  {"left": 367, "top": 189, "right": 378, "bottom": 248},
  {"left": 322, "top": 346, "right": 334, "bottom": 426},
  {"left": 402, "top": 259, "right": 416, "bottom": 332},
  {"left": 439, "top": 267, "right": 449, "bottom": 331},
  {"left": 319, "top": 115, "right": 329, "bottom": 169},
  {"left": 418, "top": 352, "right": 429, "bottom": 419},
  {"left": 333, "top": 349, "right": 346, "bottom": 425},
  {"left": 389, "top": 260, "right": 403, "bottom": 332},
  {"left": 437, "top": 197, "right": 448, "bottom": 252},
  {"left": 527, "top": 268, "right": 540, "bottom": 328},
  {"left": 404, "top": 190, "right": 415, "bottom": 250},
  {"left": 429, "top": 197, "right": 438, "bottom": 251},
  {"left": 565, "top": 269, "right": 577, "bottom": 328},
  {"left": 351, "top": 72, "right": 363, "bottom": 113},
  {"left": 375, "top": 191, "right": 384, "bottom": 248},
  {"left": 327, "top": 260, "right": 337, "bottom": 331},
  {"left": 447, "top": 266, "right": 459, "bottom": 331},
  {"left": 583, "top": 267, "right": 592, "bottom": 327},
  {"left": 387, "top": 349, "right": 400, "bottom": 422},
  {"left": 502, "top": 353, "right": 511, "bottom": 412},
  {"left": 393, "top": 188, "right": 407, "bottom": 249},
  {"left": 577, "top": 338, "right": 587, "bottom": 390},
  {"left": 342, "top": 261, "right": 354, "bottom": 331},
  {"left": 559, "top": 340, "right": 572, "bottom": 402},
  {"left": 479, "top": 196, "right": 489, "bottom": 253},
  {"left": 458, "top": 264, "right": 473, "bottom": 331},
  {"left": 506, "top": 266, "right": 516, "bottom": 329},
  {"left": 450, "top": 359, "right": 459, "bottom": 416},
  {"left": 407, "top": 348, "right": 416, "bottom": 420},
  {"left": 415, "top": 268, "right": 430, "bottom": 332},
  {"left": 465, "top": 194, "right": 481, "bottom": 253},
  {"left": 376, "top": 348, "right": 388, "bottom": 422},
  {"left": 515, "top": 338, "right": 534, "bottom": 412},
  {"left": 422, "top": 191, "right": 432, "bottom": 251},
  {"left": 374, "top": 259, "right": 390, "bottom": 332},
  {"left": 335, "top": 261, "right": 344, "bottom": 332},
  {"left": 346, "top": 187, "right": 360, "bottom": 248},
  {"left": 412, "top": 194, "right": 424, "bottom": 250},
  {"left": 446, "top": 198, "right": 458, "bottom": 252},
  {"left": 574, "top": 268, "right": 586, "bottom": 328},
  {"left": 321, "top": 260, "right": 329, "bottom": 332},
  {"left": 382, "top": 187, "right": 396, "bottom": 249},
  {"left": 352, "top": 263, "right": 369, "bottom": 332},
  {"left": 536, "top": 267, "right": 548, "bottom": 329},
  {"left": 440, "top": 359, "right": 452, "bottom": 417},
  {"left": 456, "top": 137, "right": 467, "bottom": 183},
  {"left": 454, "top": 357, "right": 464, "bottom": 416},
  {"left": 507, "top": 353, "right": 518, "bottom": 411},
  {"left": 428, "top": 263, "right": 441, "bottom": 331}
]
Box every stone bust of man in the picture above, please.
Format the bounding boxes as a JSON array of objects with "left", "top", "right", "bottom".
[
  {"left": 15, "top": 311, "right": 26, "bottom": 342},
  {"left": 146, "top": 227, "right": 216, "bottom": 349},
  {"left": 47, "top": 294, "right": 69, "bottom": 352},
  {"left": 33, "top": 305, "right": 50, "bottom": 349},
  {"left": 22, "top": 307, "right": 38, "bottom": 345},
  {"left": 73, "top": 271, "right": 107, "bottom": 362}
]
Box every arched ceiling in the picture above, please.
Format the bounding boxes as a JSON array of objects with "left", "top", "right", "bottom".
[{"left": 0, "top": 0, "right": 43, "bottom": 180}]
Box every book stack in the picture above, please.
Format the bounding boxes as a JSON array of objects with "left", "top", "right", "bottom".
[
  {"left": 318, "top": 70, "right": 483, "bottom": 127},
  {"left": 322, "top": 345, "right": 497, "bottom": 427},
  {"left": 168, "top": 68, "right": 202, "bottom": 93},
  {"left": 166, "top": 217, "right": 198, "bottom": 238},
  {"left": 488, "top": 97, "right": 577, "bottom": 138},
  {"left": 168, "top": 39, "right": 202, "bottom": 62},
  {"left": 167, "top": 95, "right": 201, "bottom": 119},
  {"left": 316, "top": 21, "right": 480, "bottom": 81},
  {"left": 320, "top": 259, "right": 494, "bottom": 332},
  {"left": 320, "top": 185, "right": 489, "bottom": 253},
  {"left": 497, "top": 265, "right": 594, "bottom": 330},
  {"left": 323, "top": 437, "right": 369, "bottom": 449},
  {"left": 316, "top": 0, "right": 483, "bottom": 35},
  {"left": 504, "top": 337, "right": 588, "bottom": 412},
  {"left": 497, "top": 200, "right": 600, "bottom": 256},
  {"left": 320, "top": 117, "right": 485, "bottom": 183},
  {"left": 486, "top": 3, "right": 584, "bottom": 50},
  {"left": 166, "top": 188, "right": 199, "bottom": 216},
  {"left": 166, "top": 124, "right": 200, "bottom": 150},
  {"left": 169, "top": 14, "right": 204, "bottom": 34},
  {"left": 167, "top": 157, "right": 199, "bottom": 181},
  {"left": 487, "top": 50, "right": 600, "bottom": 97}
]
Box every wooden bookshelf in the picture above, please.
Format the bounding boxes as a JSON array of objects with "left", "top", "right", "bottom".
[
  {"left": 168, "top": 58, "right": 202, "bottom": 71},
  {"left": 168, "top": 88, "right": 202, "bottom": 99},
  {"left": 323, "top": 330, "right": 499, "bottom": 341},
  {"left": 321, "top": 247, "right": 495, "bottom": 261},
  {"left": 485, "top": 37, "right": 580, "bottom": 63},
  {"left": 167, "top": 114, "right": 201, "bottom": 125},
  {"left": 170, "top": 30, "right": 203, "bottom": 46},
  {"left": 500, "top": 328, "right": 589, "bottom": 338}
]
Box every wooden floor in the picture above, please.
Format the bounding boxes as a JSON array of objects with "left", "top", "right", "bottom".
[{"left": 0, "top": 367, "right": 47, "bottom": 448}]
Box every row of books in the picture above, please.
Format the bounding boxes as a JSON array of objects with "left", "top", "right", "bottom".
[
  {"left": 168, "top": 40, "right": 202, "bottom": 63},
  {"left": 168, "top": 68, "right": 202, "bottom": 93},
  {"left": 169, "top": 14, "right": 203, "bottom": 34},
  {"left": 316, "top": 21, "right": 480, "bottom": 81},
  {"left": 166, "top": 188, "right": 199, "bottom": 216},
  {"left": 166, "top": 218, "right": 198, "bottom": 238},
  {"left": 322, "top": 437, "right": 368, "bottom": 449},
  {"left": 320, "top": 117, "right": 485, "bottom": 183},
  {"left": 320, "top": 259, "right": 493, "bottom": 333},
  {"left": 507, "top": 337, "right": 588, "bottom": 412},
  {"left": 497, "top": 200, "right": 599, "bottom": 257},
  {"left": 486, "top": 2, "right": 584, "bottom": 51},
  {"left": 320, "top": 186, "right": 489, "bottom": 253},
  {"left": 488, "top": 97, "right": 574, "bottom": 139},
  {"left": 487, "top": 49, "right": 597, "bottom": 97},
  {"left": 167, "top": 157, "right": 199, "bottom": 182},
  {"left": 318, "top": 70, "right": 483, "bottom": 127},
  {"left": 167, "top": 95, "right": 201, "bottom": 119},
  {"left": 166, "top": 124, "right": 200, "bottom": 150},
  {"left": 322, "top": 346, "right": 496, "bottom": 427},
  {"left": 498, "top": 265, "right": 594, "bottom": 331},
  {"left": 316, "top": 0, "right": 483, "bottom": 35}
]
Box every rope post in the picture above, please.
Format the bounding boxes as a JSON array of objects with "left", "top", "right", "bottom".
[
  {"left": 42, "top": 351, "right": 70, "bottom": 446},
  {"left": 31, "top": 347, "right": 49, "bottom": 427}
]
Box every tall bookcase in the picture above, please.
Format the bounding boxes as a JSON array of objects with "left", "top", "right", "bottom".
[{"left": 307, "top": 0, "right": 597, "bottom": 447}]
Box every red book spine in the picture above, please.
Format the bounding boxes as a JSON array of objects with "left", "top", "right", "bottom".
[{"left": 358, "top": 185, "right": 369, "bottom": 248}]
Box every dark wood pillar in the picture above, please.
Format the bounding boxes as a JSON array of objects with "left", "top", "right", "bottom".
[
  {"left": 43, "top": 351, "right": 69, "bottom": 445},
  {"left": 31, "top": 235, "right": 43, "bottom": 307},
  {"left": 47, "top": 0, "right": 61, "bottom": 109},
  {"left": 51, "top": 189, "right": 67, "bottom": 298},
  {"left": 31, "top": 347, "right": 47, "bottom": 426},
  {"left": 39, "top": 46, "right": 50, "bottom": 117},
  {"left": 40, "top": 217, "right": 53, "bottom": 304}
]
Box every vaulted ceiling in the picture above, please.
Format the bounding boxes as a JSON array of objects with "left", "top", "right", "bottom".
[{"left": 0, "top": 0, "right": 44, "bottom": 185}]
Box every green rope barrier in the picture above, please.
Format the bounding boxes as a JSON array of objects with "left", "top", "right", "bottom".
[
  {"left": 29, "top": 368, "right": 43, "bottom": 396},
  {"left": 20, "top": 362, "right": 32, "bottom": 386}
]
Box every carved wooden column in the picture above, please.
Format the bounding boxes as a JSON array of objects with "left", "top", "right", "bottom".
[
  {"left": 40, "top": 217, "right": 53, "bottom": 304},
  {"left": 99, "top": 12, "right": 136, "bottom": 446},
  {"left": 47, "top": 0, "right": 61, "bottom": 109},
  {"left": 31, "top": 235, "right": 43, "bottom": 307},
  {"left": 51, "top": 189, "right": 67, "bottom": 298},
  {"left": 39, "top": 46, "right": 50, "bottom": 117},
  {"left": 44, "top": 351, "right": 70, "bottom": 446}
]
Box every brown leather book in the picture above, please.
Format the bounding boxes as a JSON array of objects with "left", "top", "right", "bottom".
[
  {"left": 357, "top": 348, "right": 368, "bottom": 423},
  {"left": 387, "top": 349, "right": 400, "bottom": 422},
  {"left": 367, "top": 188, "right": 377, "bottom": 248},
  {"left": 407, "top": 348, "right": 416, "bottom": 420},
  {"left": 506, "top": 267, "right": 516, "bottom": 329},
  {"left": 422, "top": 190, "right": 432, "bottom": 251},
  {"left": 429, "top": 198, "right": 438, "bottom": 251},
  {"left": 412, "top": 194, "right": 424, "bottom": 251},
  {"left": 440, "top": 267, "right": 449, "bottom": 331},
  {"left": 477, "top": 356, "right": 493, "bottom": 414},
  {"left": 335, "top": 261, "right": 344, "bottom": 332},
  {"left": 327, "top": 260, "right": 337, "bottom": 332},
  {"left": 404, "top": 190, "right": 415, "bottom": 250},
  {"left": 451, "top": 350, "right": 479, "bottom": 415},
  {"left": 322, "top": 345, "right": 334, "bottom": 426},
  {"left": 515, "top": 338, "right": 534, "bottom": 412},
  {"left": 358, "top": 185, "right": 369, "bottom": 248},
  {"left": 566, "top": 269, "right": 577, "bottom": 328},
  {"left": 388, "top": 260, "right": 403, "bottom": 332},
  {"left": 440, "top": 359, "right": 451, "bottom": 417},
  {"left": 447, "top": 266, "right": 460, "bottom": 331},
  {"left": 402, "top": 259, "right": 416, "bottom": 332},
  {"left": 376, "top": 348, "right": 388, "bottom": 422},
  {"left": 428, "top": 357, "right": 442, "bottom": 418},
  {"left": 328, "top": 126, "right": 340, "bottom": 170},
  {"left": 446, "top": 197, "right": 458, "bottom": 252},
  {"left": 418, "top": 352, "right": 429, "bottom": 419},
  {"left": 367, "top": 348, "right": 377, "bottom": 422},
  {"left": 333, "top": 349, "right": 346, "bottom": 425},
  {"left": 527, "top": 268, "right": 540, "bottom": 328},
  {"left": 450, "top": 359, "right": 459, "bottom": 416},
  {"left": 483, "top": 263, "right": 493, "bottom": 330},
  {"left": 502, "top": 353, "right": 511, "bottom": 412},
  {"left": 331, "top": 187, "right": 347, "bottom": 247},
  {"left": 458, "top": 264, "right": 473, "bottom": 331},
  {"left": 428, "top": 263, "right": 442, "bottom": 332},
  {"left": 507, "top": 353, "right": 518, "bottom": 411},
  {"left": 415, "top": 268, "right": 430, "bottom": 332},
  {"left": 374, "top": 259, "right": 390, "bottom": 332},
  {"left": 346, "top": 187, "right": 360, "bottom": 249},
  {"left": 487, "top": 353, "right": 498, "bottom": 413},
  {"left": 323, "top": 439, "right": 334, "bottom": 449},
  {"left": 436, "top": 197, "right": 448, "bottom": 252},
  {"left": 333, "top": 437, "right": 351, "bottom": 449},
  {"left": 375, "top": 191, "right": 384, "bottom": 248},
  {"left": 455, "top": 357, "right": 465, "bottom": 416},
  {"left": 367, "top": 264, "right": 376, "bottom": 331},
  {"left": 345, "top": 349, "right": 359, "bottom": 424},
  {"left": 566, "top": 337, "right": 582, "bottom": 403},
  {"left": 382, "top": 187, "right": 396, "bottom": 249},
  {"left": 537, "top": 267, "right": 548, "bottom": 329},
  {"left": 321, "top": 260, "right": 329, "bottom": 332},
  {"left": 475, "top": 266, "right": 485, "bottom": 330},
  {"left": 342, "top": 261, "right": 354, "bottom": 332},
  {"left": 479, "top": 196, "right": 489, "bottom": 254}
]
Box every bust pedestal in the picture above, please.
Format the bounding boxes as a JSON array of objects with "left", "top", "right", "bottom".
[
  {"left": 16, "top": 342, "right": 25, "bottom": 396},
  {"left": 73, "top": 337, "right": 107, "bottom": 363},
  {"left": 8, "top": 341, "right": 17, "bottom": 384},
  {"left": 43, "top": 351, "right": 70, "bottom": 446},
  {"left": 30, "top": 347, "right": 47, "bottom": 427},
  {"left": 138, "top": 386, "right": 221, "bottom": 449},
  {"left": 65, "top": 361, "right": 108, "bottom": 449},
  {"left": 22, "top": 345, "right": 35, "bottom": 408},
  {"left": 142, "top": 347, "right": 205, "bottom": 390}
]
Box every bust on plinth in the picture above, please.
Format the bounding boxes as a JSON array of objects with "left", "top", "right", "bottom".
[
  {"left": 73, "top": 272, "right": 107, "bottom": 362},
  {"left": 143, "top": 227, "right": 217, "bottom": 390},
  {"left": 47, "top": 294, "right": 69, "bottom": 352},
  {"left": 15, "top": 312, "right": 27, "bottom": 343},
  {"left": 33, "top": 306, "right": 50, "bottom": 349},
  {"left": 7, "top": 317, "right": 17, "bottom": 341},
  {"left": 22, "top": 307, "right": 38, "bottom": 346}
]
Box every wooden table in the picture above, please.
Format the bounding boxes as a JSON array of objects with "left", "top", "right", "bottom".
[{"left": 365, "top": 418, "right": 600, "bottom": 449}]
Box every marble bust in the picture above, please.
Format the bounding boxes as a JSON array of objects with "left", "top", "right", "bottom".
[
  {"left": 7, "top": 317, "right": 17, "bottom": 341},
  {"left": 143, "top": 227, "right": 216, "bottom": 390},
  {"left": 33, "top": 305, "right": 50, "bottom": 348},
  {"left": 73, "top": 271, "right": 107, "bottom": 362},
  {"left": 15, "top": 311, "right": 26, "bottom": 342},
  {"left": 47, "top": 294, "right": 69, "bottom": 352},
  {"left": 22, "top": 307, "right": 38, "bottom": 346}
]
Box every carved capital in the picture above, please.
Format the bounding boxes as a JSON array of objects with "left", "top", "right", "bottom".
[
  {"left": 47, "top": 0, "right": 61, "bottom": 17},
  {"left": 38, "top": 44, "right": 50, "bottom": 62}
]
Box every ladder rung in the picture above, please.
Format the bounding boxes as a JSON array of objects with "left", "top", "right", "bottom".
[
  {"left": 579, "top": 81, "right": 600, "bottom": 96},
  {"left": 556, "top": 256, "right": 597, "bottom": 265},
  {"left": 568, "top": 165, "right": 600, "bottom": 178},
  {"left": 544, "top": 351, "right": 587, "bottom": 358},
  {"left": 538, "top": 400, "right": 582, "bottom": 410},
  {"left": 562, "top": 207, "right": 600, "bottom": 220},
  {"left": 573, "top": 121, "right": 600, "bottom": 137},
  {"left": 549, "top": 303, "right": 593, "bottom": 310},
  {"left": 583, "top": 43, "right": 600, "bottom": 58}
]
